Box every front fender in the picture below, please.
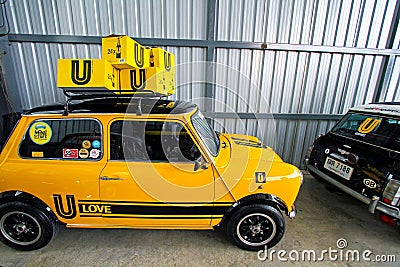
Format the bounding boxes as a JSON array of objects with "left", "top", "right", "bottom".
[{"left": 219, "top": 193, "right": 291, "bottom": 227}]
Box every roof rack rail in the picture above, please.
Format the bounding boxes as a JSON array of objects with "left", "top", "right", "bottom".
[
  {"left": 62, "top": 89, "right": 166, "bottom": 99},
  {"left": 62, "top": 89, "right": 165, "bottom": 116}
]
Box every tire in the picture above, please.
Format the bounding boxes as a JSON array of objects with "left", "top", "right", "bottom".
[
  {"left": 0, "top": 202, "right": 57, "bottom": 251},
  {"left": 226, "top": 204, "right": 285, "bottom": 251}
]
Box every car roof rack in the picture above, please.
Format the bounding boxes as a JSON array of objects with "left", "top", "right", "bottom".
[{"left": 62, "top": 88, "right": 166, "bottom": 116}]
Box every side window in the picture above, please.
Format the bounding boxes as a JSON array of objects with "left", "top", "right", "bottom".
[
  {"left": 110, "top": 120, "right": 201, "bottom": 162},
  {"left": 19, "top": 119, "right": 102, "bottom": 160}
]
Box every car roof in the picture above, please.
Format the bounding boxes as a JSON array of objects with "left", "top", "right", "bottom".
[
  {"left": 350, "top": 102, "right": 400, "bottom": 116},
  {"left": 24, "top": 97, "right": 198, "bottom": 116}
]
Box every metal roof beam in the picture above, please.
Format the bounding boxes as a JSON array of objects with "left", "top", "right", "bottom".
[
  {"left": 7, "top": 34, "right": 400, "bottom": 56},
  {"left": 203, "top": 112, "right": 343, "bottom": 120}
]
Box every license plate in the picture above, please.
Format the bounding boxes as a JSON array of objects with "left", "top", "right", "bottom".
[{"left": 324, "top": 157, "right": 354, "bottom": 180}]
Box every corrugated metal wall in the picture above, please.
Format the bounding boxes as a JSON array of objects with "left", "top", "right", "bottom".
[
  {"left": 1, "top": 0, "right": 400, "bottom": 167},
  {"left": 7, "top": 0, "right": 207, "bottom": 38},
  {"left": 5, "top": 0, "right": 209, "bottom": 108}
]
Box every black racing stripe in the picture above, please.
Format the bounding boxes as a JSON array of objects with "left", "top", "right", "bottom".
[
  {"left": 234, "top": 141, "right": 264, "bottom": 148},
  {"left": 78, "top": 214, "right": 216, "bottom": 219},
  {"left": 109, "top": 205, "right": 229, "bottom": 215},
  {"left": 98, "top": 216, "right": 215, "bottom": 219},
  {"left": 231, "top": 137, "right": 260, "bottom": 144},
  {"left": 231, "top": 137, "right": 267, "bottom": 148},
  {"left": 78, "top": 204, "right": 230, "bottom": 216},
  {"left": 79, "top": 214, "right": 221, "bottom": 219},
  {"left": 78, "top": 200, "right": 234, "bottom": 205}
]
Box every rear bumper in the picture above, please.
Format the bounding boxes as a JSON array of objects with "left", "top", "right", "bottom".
[{"left": 307, "top": 164, "right": 400, "bottom": 220}]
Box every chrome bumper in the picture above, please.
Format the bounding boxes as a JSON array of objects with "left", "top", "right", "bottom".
[
  {"left": 288, "top": 205, "right": 297, "bottom": 219},
  {"left": 307, "top": 164, "right": 400, "bottom": 220}
]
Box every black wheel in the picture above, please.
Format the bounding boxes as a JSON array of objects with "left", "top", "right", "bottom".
[
  {"left": 226, "top": 204, "right": 285, "bottom": 251},
  {"left": 0, "top": 202, "right": 57, "bottom": 251}
]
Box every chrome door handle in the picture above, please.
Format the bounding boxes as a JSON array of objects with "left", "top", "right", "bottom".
[{"left": 100, "top": 176, "right": 123, "bottom": 181}]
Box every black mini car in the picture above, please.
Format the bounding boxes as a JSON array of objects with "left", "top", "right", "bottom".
[{"left": 306, "top": 102, "right": 400, "bottom": 225}]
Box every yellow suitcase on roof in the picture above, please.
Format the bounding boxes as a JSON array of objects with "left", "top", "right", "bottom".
[
  {"left": 150, "top": 48, "right": 175, "bottom": 72},
  {"left": 57, "top": 59, "right": 119, "bottom": 90},
  {"left": 119, "top": 67, "right": 170, "bottom": 95},
  {"left": 102, "top": 35, "right": 150, "bottom": 69}
]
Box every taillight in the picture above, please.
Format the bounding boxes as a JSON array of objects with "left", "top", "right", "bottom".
[
  {"left": 380, "top": 213, "right": 395, "bottom": 226},
  {"left": 383, "top": 198, "right": 392, "bottom": 204},
  {"left": 383, "top": 179, "right": 400, "bottom": 206},
  {"left": 313, "top": 134, "right": 324, "bottom": 145}
]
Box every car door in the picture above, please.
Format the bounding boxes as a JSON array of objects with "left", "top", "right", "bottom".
[
  {"left": 99, "top": 118, "right": 215, "bottom": 227},
  {"left": 14, "top": 117, "right": 106, "bottom": 224}
]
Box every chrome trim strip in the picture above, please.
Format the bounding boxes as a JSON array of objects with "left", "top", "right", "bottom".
[{"left": 288, "top": 206, "right": 297, "bottom": 219}]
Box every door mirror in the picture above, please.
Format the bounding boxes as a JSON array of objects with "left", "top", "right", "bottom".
[{"left": 194, "top": 156, "right": 208, "bottom": 171}]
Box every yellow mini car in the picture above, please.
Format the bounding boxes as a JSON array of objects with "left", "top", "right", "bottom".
[{"left": 0, "top": 96, "right": 302, "bottom": 251}]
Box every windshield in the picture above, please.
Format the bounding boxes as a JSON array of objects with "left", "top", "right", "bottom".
[
  {"left": 191, "top": 112, "right": 220, "bottom": 156},
  {"left": 332, "top": 113, "right": 400, "bottom": 151}
]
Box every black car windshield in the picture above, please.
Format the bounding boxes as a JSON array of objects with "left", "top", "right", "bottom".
[
  {"left": 332, "top": 113, "right": 400, "bottom": 151},
  {"left": 191, "top": 112, "right": 220, "bottom": 156}
]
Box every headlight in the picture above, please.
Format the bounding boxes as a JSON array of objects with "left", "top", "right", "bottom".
[{"left": 383, "top": 179, "right": 400, "bottom": 206}]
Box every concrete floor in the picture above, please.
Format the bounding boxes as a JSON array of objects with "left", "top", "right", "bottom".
[{"left": 1, "top": 173, "right": 399, "bottom": 267}]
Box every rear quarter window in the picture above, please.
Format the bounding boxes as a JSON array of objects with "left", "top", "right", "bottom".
[
  {"left": 332, "top": 113, "right": 400, "bottom": 151},
  {"left": 19, "top": 118, "right": 103, "bottom": 160}
]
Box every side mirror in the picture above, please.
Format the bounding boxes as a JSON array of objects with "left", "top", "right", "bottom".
[{"left": 194, "top": 156, "right": 209, "bottom": 171}]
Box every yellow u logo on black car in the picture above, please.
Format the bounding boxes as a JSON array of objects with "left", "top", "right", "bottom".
[{"left": 358, "top": 118, "right": 381, "bottom": 134}]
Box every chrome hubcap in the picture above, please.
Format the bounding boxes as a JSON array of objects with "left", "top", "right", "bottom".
[
  {"left": 236, "top": 213, "right": 276, "bottom": 246},
  {"left": 0, "top": 211, "right": 42, "bottom": 246},
  {"left": 16, "top": 224, "right": 29, "bottom": 234},
  {"left": 249, "top": 223, "right": 263, "bottom": 235}
]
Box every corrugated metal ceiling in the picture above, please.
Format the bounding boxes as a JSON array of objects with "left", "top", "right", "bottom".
[{"left": 2, "top": 0, "right": 400, "bottom": 167}]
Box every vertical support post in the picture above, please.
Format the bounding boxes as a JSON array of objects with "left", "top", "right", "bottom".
[
  {"left": 205, "top": 0, "right": 217, "bottom": 113},
  {"left": 0, "top": 37, "right": 22, "bottom": 112},
  {"left": 373, "top": 0, "right": 400, "bottom": 102},
  {"left": 0, "top": 80, "right": 6, "bottom": 144},
  {"left": 0, "top": 68, "right": 7, "bottom": 114},
  {"left": 0, "top": 37, "right": 22, "bottom": 148}
]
